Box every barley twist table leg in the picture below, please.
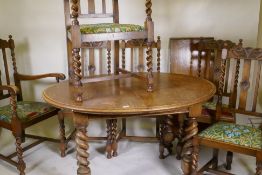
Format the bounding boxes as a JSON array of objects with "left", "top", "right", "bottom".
[
  {"left": 182, "top": 105, "right": 201, "bottom": 175},
  {"left": 106, "top": 119, "right": 113, "bottom": 159},
  {"left": 73, "top": 113, "right": 91, "bottom": 175}
]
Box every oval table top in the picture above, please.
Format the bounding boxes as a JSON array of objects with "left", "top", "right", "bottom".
[{"left": 43, "top": 73, "right": 216, "bottom": 115}]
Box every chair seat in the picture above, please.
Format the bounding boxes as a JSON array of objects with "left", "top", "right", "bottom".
[
  {"left": 80, "top": 23, "right": 144, "bottom": 34},
  {"left": 201, "top": 101, "right": 234, "bottom": 122},
  {"left": 0, "top": 101, "right": 56, "bottom": 123},
  {"left": 198, "top": 122, "right": 262, "bottom": 150}
]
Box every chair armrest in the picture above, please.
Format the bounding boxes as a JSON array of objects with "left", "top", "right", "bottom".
[
  {"left": 0, "top": 85, "right": 19, "bottom": 95},
  {"left": 15, "top": 73, "right": 66, "bottom": 82},
  {"left": 0, "top": 85, "right": 19, "bottom": 120}
]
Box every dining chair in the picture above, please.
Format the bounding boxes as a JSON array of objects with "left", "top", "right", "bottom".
[
  {"left": 197, "top": 42, "right": 262, "bottom": 175},
  {"left": 0, "top": 35, "right": 66, "bottom": 175},
  {"left": 163, "top": 37, "right": 214, "bottom": 159},
  {"left": 190, "top": 39, "right": 236, "bottom": 124},
  {"left": 60, "top": 36, "right": 161, "bottom": 159},
  {"left": 166, "top": 38, "right": 236, "bottom": 160},
  {"left": 64, "top": 0, "right": 155, "bottom": 102}
]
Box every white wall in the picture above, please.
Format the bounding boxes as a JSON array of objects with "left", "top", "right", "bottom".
[
  {"left": 0, "top": 0, "right": 261, "bottom": 138},
  {"left": 0, "top": 0, "right": 260, "bottom": 100}
]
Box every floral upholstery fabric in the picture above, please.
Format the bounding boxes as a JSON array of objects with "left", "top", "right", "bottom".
[
  {"left": 80, "top": 23, "right": 144, "bottom": 34},
  {"left": 0, "top": 101, "right": 56, "bottom": 123},
  {"left": 199, "top": 122, "right": 262, "bottom": 150},
  {"left": 202, "top": 101, "right": 233, "bottom": 121},
  {"left": 203, "top": 101, "right": 217, "bottom": 111}
]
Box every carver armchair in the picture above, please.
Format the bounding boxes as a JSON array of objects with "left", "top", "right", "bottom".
[{"left": 0, "top": 35, "right": 66, "bottom": 175}]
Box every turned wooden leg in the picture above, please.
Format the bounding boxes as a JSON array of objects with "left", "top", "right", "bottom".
[
  {"left": 159, "top": 115, "right": 175, "bottom": 159},
  {"left": 211, "top": 149, "right": 219, "bottom": 169},
  {"left": 225, "top": 151, "right": 233, "bottom": 170},
  {"left": 58, "top": 111, "right": 67, "bottom": 157},
  {"left": 72, "top": 48, "right": 83, "bottom": 102},
  {"left": 106, "top": 119, "right": 118, "bottom": 159},
  {"left": 15, "top": 137, "right": 26, "bottom": 175},
  {"left": 106, "top": 119, "right": 113, "bottom": 159},
  {"left": 176, "top": 114, "right": 185, "bottom": 160},
  {"left": 146, "top": 42, "right": 153, "bottom": 92},
  {"left": 159, "top": 118, "right": 165, "bottom": 159},
  {"left": 164, "top": 115, "right": 175, "bottom": 155},
  {"left": 182, "top": 105, "right": 201, "bottom": 175},
  {"left": 256, "top": 153, "right": 262, "bottom": 175},
  {"left": 112, "top": 119, "right": 118, "bottom": 157},
  {"left": 73, "top": 113, "right": 91, "bottom": 175}
]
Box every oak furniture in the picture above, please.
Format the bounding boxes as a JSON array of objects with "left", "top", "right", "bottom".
[
  {"left": 197, "top": 43, "right": 262, "bottom": 174},
  {"left": 0, "top": 35, "right": 66, "bottom": 175},
  {"left": 189, "top": 39, "right": 236, "bottom": 124},
  {"left": 61, "top": 36, "right": 162, "bottom": 159},
  {"left": 43, "top": 73, "right": 216, "bottom": 175},
  {"left": 64, "top": 0, "right": 155, "bottom": 102},
  {"left": 169, "top": 37, "right": 214, "bottom": 75},
  {"left": 168, "top": 38, "right": 237, "bottom": 161}
]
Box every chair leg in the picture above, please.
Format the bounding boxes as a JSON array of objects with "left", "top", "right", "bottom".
[
  {"left": 176, "top": 114, "right": 185, "bottom": 160},
  {"left": 112, "top": 119, "right": 118, "bottom": 157},
  {"left": 106, "top": 119, "right": 112, "bottom": 159},
  {"left": 225, "top": 151, "right": 233, "bottom": 170},
  {"left": 256, "top": 153, "right": 262, "bottom": 175},
  {"left": 58, "top": 111, "right": 67, "bottom": 157},
  {"left": 159, "top": 118, "right": 165, "bottom": 159},
  {"left": 15, "top": 137, "right": 26, "bottom": 175},
  {"left": 256, "top": 161, "right": 262, "bottom": 175},
  {"left": 159, "top": 115, "right": 175, "bottom": 159},
  {"left": 211, "top": 149, "right": 219, "bottom": 169},
  {"left": 146, "top": 42, "right": 153, "bottom": 92},
  {"left": 106, "top": 119, "right": 118, "bottom": 159}
]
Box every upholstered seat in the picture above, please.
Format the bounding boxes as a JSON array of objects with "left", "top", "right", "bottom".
[
  {"left": 199, "top": 122, "right": 262, "bottom": 150},
  {"left": 0, "top": 101, "right": 56, "bottom": 123},
  {"left": 202, "top": 101, "right": 234, "bottom": 122},
  {"left": 80, "top": 23, "right": 144, "bottom": 34}
]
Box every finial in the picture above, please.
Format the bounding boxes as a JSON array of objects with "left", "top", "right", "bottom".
[{"left": 238, "top": 39, "right": 243, "bottom": 46}]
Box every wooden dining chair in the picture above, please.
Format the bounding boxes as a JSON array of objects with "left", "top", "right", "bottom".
[
  {"left": 161, "top": 37, "right": 214, "bottom": 159},
  {"left": 197, "top": 42, "right": 262, "bottom": 175},
  {"left": 60, "top": 36, "right": 161, "bottom": 159},
  {"left": 190, "top": 39, "right": 236, "bottom": 124},
  {"left": 169, "top": 37, "right": 214, "bottom": 75},
  {"left": 165, "top": 38, "right": 236, "bottom": 160},
  {"left": 0, "top": 35, "right": 66, "bottom": 175},
  {"left": 64, "top": 0, "right": 155, "bottom": 102}
]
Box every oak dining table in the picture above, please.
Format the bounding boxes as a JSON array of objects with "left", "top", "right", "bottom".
[{"left": 42, "top": 73, "right": 216, "bottom": 175}]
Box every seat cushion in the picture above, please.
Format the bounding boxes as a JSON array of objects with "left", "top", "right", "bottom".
[
  {"left": 202, "top": 101, "right": 217, "bottom": 111},
  {"left": 201, "top": 101, "right": 234, "bottom": 122},
  {"left": 199, "top": 122, "right": 262, "bottom": 150},
  {"left": 0, "top": 101, "right": 56, "bottom": 123},
  {"left": 80, "top": 23, "right": 144, "bottom": 34}
]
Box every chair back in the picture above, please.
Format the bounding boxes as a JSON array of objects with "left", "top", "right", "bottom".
[
  {"left": 217, "top": 42, "right": 262, "bottom": 122},
  {"left": 0, "top": 36, "right": 22, "bottom": 101},
  {"left": 190, "top": 39, "right": 235, "bottom": 82},
  {"left": 121, "top": 37, "right": 161, "bottom": 73},
  {"left": 64, "top": 0, "right": 119, "bottom": 29},
  {"left": 169, "top": 37, "right": 214, "bottom": 75}
]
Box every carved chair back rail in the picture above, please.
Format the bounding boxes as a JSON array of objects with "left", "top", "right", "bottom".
[
  {"left": 64, "top": 0, "right": 117, "bottom": 29},
  {"left": 198, "top": 43, "right": 262, "bottom": 174},
  {"left": 224, "top": 47, "right": 262, "bottom": 116}
]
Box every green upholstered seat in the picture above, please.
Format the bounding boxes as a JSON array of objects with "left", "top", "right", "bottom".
[
  {"left": 199, "top": 122, "right": 262, "bottom": 150},
  {"left": 0, "top": 101, "right": 56, "bottom": 123},
  {"left": 80, "top": 23, "right": 144, "bottom": 34},
  {"left": 203, "top": 101, "right": 217, "bottom": 111},
  {"left": 201, "top": 102, "right": 234, "bottom": 122}
]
